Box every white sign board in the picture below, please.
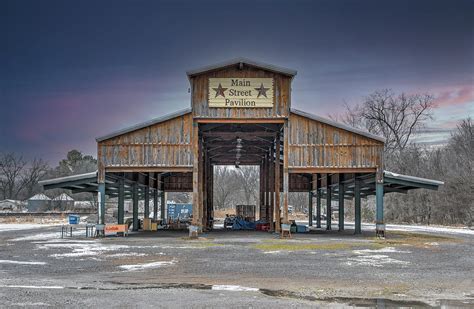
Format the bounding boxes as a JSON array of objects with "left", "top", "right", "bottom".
[{"left": 208, "top": 78, "right": 274, "bottom": 108}]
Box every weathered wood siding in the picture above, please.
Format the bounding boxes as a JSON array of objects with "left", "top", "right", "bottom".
[
  {"left": 191, "top": 65, "right": 291, "bottom": 119},
  {"left": 288, "top": 113, "right": 384, "bottom": 169},
  {"left": 98, "top": 113, "right": 193, "bottom": 168}
]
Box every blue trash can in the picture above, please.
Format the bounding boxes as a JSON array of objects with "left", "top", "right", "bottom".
[{"left": 68, "top": 214, "right": 80, "bottom": 225}]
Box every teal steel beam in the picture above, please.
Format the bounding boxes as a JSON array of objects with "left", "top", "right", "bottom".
[
  {"left": 132, "top": 183, "right": 139, "bottom": 231},
  {"left": 376, "top": 182, "right": 384, "bottom": 223},
  {"left": 144, "top": 187, "right": 150, "bottom": 219},
  {"left": 326, "top": 186, "right": 332, "bottom": 230},
  {"left": 153, "top": 189, "right": 158, "bottom": 220},
  {"left": 118, "top": 179, "right": 124, "bottom": 224},
  {"left": 338, "top": 181, "right": 345, "bottom": 231},
  {"left": 316, "top": 188, "right": 321, "bottom": 228},
  {"left": 354, "top": 177, "right": 361, "bottom": 234}
]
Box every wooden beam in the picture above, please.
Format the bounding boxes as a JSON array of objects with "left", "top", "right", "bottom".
[
  {"left": 326, "top": 173, "right": 332, "bottom": 231},
  {"left": 106, "top": 166, "right": 193, "bottom": 173},
  {"left": 282, "top": 121, "right": 289, "bottom": 224},
  {"left": 288, "top": 167, "right": 377, "bottom": 174},
  {"left": 354, "top": 175, "right": 361, "bottom": 235},
  {"left": 338, "top": 177, "right": 345, "bottom": 231},
  {"left": 195, "top": 118, "right": 285, "bottom": 124}
]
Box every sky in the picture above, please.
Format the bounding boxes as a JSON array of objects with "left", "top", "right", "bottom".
[{"left": 1, "top": 0, "right": 473, "bottom": 164}]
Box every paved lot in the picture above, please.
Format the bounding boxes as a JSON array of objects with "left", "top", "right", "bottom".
[{"left": 0, "top": 224, "right": 473, "bottom": 308}]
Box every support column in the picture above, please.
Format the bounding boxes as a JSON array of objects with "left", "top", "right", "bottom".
[
  {"left": 118, "top": 179, "right": 124, "bottom": 224},
  {"left": 269, "top": 147, "right": 275, "bottom": 232},
  {"left": 153, "top": 189, "right": 158, "bottom": 220},
  {"left": 338, "top": 178, "right": 345, "bottom": 231},
  {"left": 274, "top": 134, "right": 281, "bottom": 232},
  {"left": 354, "top": 176, "right": 361, "bottom": 235},
  {"left": 192, "top": 121, "right": 200, "bottom": 228},
  {"left": 144, "top": 187, "right": 150, "bottom": 220},
  {"left": 326, "top": 176, "right": 332, "bottom": 230},
  {"left": 160, "top": 174, "right": 165, "bottom": 221},
  {"left": 316, "top": 187, "right": 321, "bottom": 228},
  {"left": 132, "top": 183, "right": 139, "bottom": 231},
  {"left": 282, "top": 121, "right": 289, "bottom": 224},
  {"left": 376, "top": 170, "right": 385, "bottom": 237},
  {"left": 259, "top": 163, "right": 265, "bottom": 221},
  {"left": 308, "top": 189, "right": 313, "bottom": 226},
  {"left": 98, "top": 183, "right": 106, "bottom": 225}
]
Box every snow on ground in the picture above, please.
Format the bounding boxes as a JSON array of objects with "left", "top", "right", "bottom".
[
  {"left": 37, "top": 242, "right": 130, "bottom": 258},
  {"left": 0, "top": 224, "right": 58, "bottom": 232},
  {"left": 0, "top": 260, "right": 47, "bottom": 265},
  {"left": 119, "top": 259, "right": 177, "bottom": 271},
  {"left": 211, "top": 285, "right": 259, "bottom": 292},
  {"left": 298, "top": 221, "right": 474, "bottom": 236},
  {"left": 345, "top": 247, "right": 410, "bottom": 268},
  {"left": 10, "top": 229, "right": 85, "bottom": 241}
]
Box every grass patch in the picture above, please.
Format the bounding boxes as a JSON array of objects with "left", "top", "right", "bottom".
[
  {"left": 253, "top": 242, "right": 353, "bottom": 251},
  {"left": 369, "top": 231, "right": 459, "bottom": 248}
]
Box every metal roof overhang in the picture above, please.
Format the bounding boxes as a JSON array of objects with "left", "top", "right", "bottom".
[{"left": 40, "top": 170, "right": 443, "bottom": 200}]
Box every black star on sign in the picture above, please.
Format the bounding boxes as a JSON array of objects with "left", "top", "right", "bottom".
[
  {"left": 213, "top": 83, "right": 227, "bottom": 98},
  {"left": 254, "top": 83, "right": 270, "bottom": 98}
]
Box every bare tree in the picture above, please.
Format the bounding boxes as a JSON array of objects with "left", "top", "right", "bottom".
[
  {"left": 340, "top": 89, "right": 436, "bottom": 154},
  {"left": 234, "top": 166, "right": 259, "bottom": 205},
  {"left": 213, "top": 166, "right": 237, "bottom": 209},
  {"left": 0, "top": 153, "right": 27, "bottom": 199}
]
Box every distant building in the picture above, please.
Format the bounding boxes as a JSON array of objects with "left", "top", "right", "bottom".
[
  {"left": 0, "top": 199, "right": 25, "bottom": 212},
  {"left": 27, "top": 193, "right": 51, "bottom": 212},
  {"left": 52, "top": 193, "right": 75, "bottom": 210}
]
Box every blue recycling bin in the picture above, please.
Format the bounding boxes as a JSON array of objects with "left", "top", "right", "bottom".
[{"left": 68, "top": 214, "right": 80, "bottom": 225}]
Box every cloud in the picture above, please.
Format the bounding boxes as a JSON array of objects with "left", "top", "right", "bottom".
[{"left": 433, "top": 85, "right": 474, "bottom": 107}]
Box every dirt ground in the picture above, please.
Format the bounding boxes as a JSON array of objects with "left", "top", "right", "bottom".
[{"left": 0, "top": 223, "right": 473, "bottom": 308}]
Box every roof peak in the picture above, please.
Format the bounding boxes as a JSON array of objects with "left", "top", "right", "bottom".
[{"left": 186, "top": 57, "right": 297, "bottom": 78}]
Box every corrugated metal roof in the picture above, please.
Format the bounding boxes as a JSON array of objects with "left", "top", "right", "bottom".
[
  {"left": 384, "top": 171, "right": 444, "bottom": 186},
  {"left": 95, "top": 108, "right": 192, "bottom": 142},
  {"left": 186, "top": 57, "right": 297, "bottom": 78},
  {"left": 39, "top": 171, "right": 97, "bottom": 186},
  {"left": 290, "top": 108, "right": 386, "bottom": 143}
]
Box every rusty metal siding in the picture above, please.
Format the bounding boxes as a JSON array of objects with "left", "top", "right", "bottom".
[
  {"left": 191, "top": 66, "right": 291, "bottom": 119},
  {"left": 98, "top": 113, "right": 193, "bottom": 168},
  {"left": 288, "top": 113, "right": 384, "bottom": 169}
]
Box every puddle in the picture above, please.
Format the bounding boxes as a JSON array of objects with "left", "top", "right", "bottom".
[{"left": 4, "top": 281, "right": 472, "bottom": 307}]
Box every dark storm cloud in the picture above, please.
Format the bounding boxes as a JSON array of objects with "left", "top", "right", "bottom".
[{"left": 1, "top": 0, "right": 473, "bottom": 162}]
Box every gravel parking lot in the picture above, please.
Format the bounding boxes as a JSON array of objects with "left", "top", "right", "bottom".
[{"left": 0, "top": 224, "right": 473, "bottom": 307}]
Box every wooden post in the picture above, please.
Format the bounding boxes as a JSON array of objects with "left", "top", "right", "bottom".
[
  {"left": 282, "top": 121, "right": 289, "bottom": 224},
  {"left": 192, "top": 121, "right": 200, "bottom": 227},
  {"left": 310, "top": 173, "right": 317, "bottom": 226},
  {"left": 316, "top": 187, "right": 322, "bottom": 228},
  {"left": 338, "top": 176, "right": 345, "bottom": 231},
  {"left": 160, "top": 174, "right": 165, "bottom": 221},
  {"left": 326, "top": 174, "right": 332, "bottom": 230},
  {"left": 259, "top": 163, "right": 265, "bottom": 221},
  {"left": 118, "top": 179, "right": 124, "bottom": 224},
  {"left": 269, "top": 146, "right": 275, "bottom": 232},
  {"left": 97, "top": 144, "right": 106, "bottom": 225},
  {"left": 274, "top": 133, "right": 281, "bottom": 232},
  {"left": 354, "top": 175, "right": 361, "bottom": 234},
  {"left": 202, "top": 148, "right": 208, "bottom": 230},
  {"left": 132, "top": 183, "right": 139, "bottom": 231},
  {"left": 264, "top": 153, "right": 270, "bottom": 223},
  {"left": 199, "top": 136, "right": 205, "bottom": 228}
]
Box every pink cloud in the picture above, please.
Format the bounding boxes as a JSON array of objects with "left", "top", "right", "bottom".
[{"left": 433, "top": 84, "right": 474, "bottom": 107}]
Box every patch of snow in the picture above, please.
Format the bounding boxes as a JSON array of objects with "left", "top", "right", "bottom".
[
  {"left": 0, "top": 224, "right": 56, "bottom": 232},
  {"left": 345, "top": 247, "right": 410, "bottom": 267},
  {"left": 40, "top": 243, "right": 130, "bottom": 258},
  {"left": 10, "top": 229, "right": 84, "bottom": 241},
  {"left": 119, "top": 259, "right": 176, "bottom": 271},
  {"left": 106, "top": 253, "right": 149, "bottom": 258},
  {"left": 211, "top": 285, "right": 259, "bottom": 292},
  {"left": 0, "top": 260, "right": 46, "bottom": 265},
  {"left": 0, "top": 285, "right": 63, "bottom": 289},
  {"left": 263, "top": 251, "right": 282, "bottom": 254}
]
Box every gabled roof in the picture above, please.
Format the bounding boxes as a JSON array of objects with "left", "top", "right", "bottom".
[
  {"left": 290, "top": 108, "right": 386, "bottom": 143},
  {"left": 186, "top": 57, "right": 297, "bottom": 78},
  {"left": 96, "top": 108, "right": 192, "bottom": 142},
  {"left": 53, "top": 193, "right": 74, "bottom": 201},
  {"left": 28, "top": 193, "right": 51, "bottom": 201}
]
